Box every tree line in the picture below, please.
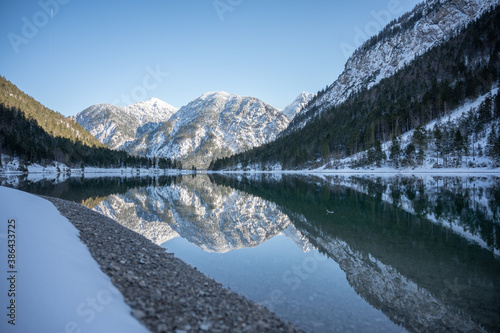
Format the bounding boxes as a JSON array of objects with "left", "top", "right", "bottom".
[
  {"left": 0, "top": 103, "right": 182, "bottom": 170},
  {"left": 0, "top": 75, "right": 104, "bottom": 148}
]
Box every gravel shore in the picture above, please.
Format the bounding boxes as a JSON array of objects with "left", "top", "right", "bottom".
[{"left": 43, "top": 195, "right": 300, "bottom": 333}]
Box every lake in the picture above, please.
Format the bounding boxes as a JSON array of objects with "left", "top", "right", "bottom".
[{"left": 4, "top": 172, "right": 500, "bottom": 332}]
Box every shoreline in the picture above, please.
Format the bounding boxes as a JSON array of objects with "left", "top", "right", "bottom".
[
  {"left": 42, "top": 195, "right": 299, "bottom": 333},
  {"left": 2, "top": 168, "right": 500, "bottom": 177},
  {"left": 209, "top": 169, "right": 500, "bottom": 175}
]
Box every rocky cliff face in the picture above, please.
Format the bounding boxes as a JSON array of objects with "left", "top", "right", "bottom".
[{"left": 289, "top": 0, "right": 499, "bottom": 131}]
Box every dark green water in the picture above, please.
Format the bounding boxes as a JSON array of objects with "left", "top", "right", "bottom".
[{"left": 4, "top": 173, "right": 500, "bottom": 332}]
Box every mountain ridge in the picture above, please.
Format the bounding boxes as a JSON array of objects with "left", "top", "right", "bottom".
[
  {"left": 125, "top": 91, "right": 290, "bottom": 169},
  {"left": 289, "top": 0, "right": 500, "bottom": 131},
  {"left": 75, "top": 91, "right": 290, "bottom": 169},
  {"left": 74, "top": 98, "right": 179, "bottom": 150},
  {"left": 211, "top": 0, "right": 500, "bottom": 171},
  {"left": 281, "top": 92, "right": 315, "bottom": 119}
]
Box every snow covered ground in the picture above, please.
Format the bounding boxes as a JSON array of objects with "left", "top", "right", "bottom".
[
  {"left": 0, "top": 154, "right": 191, "bottom": 177},
  {"left": 0, "top": 186, "right": 149, "bottom": 333},
  {"left": 315, "top": 88, "right": 500, "bottom": 173}
]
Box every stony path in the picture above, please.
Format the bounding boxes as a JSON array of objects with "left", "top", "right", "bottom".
[{"left": 43, "top": 196, "right": 300, "bottom": 333}]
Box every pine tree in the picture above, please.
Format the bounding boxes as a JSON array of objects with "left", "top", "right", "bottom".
[
  {"left": 321, "top": 142, "right": 330, "bottom": 159},
  {"left": 405, "top": 143, "right": 416, "bottom": 167},
  {"left": 489, "top": 126, "right": 500, "bottom": 162},
  {"left": 433, "top": 126, "right": 443, "bottom": 166},
  {"left": 390, "top": 136, "right": 401, "bottom": 168},
  {"left": 454, "top": 129, "right": 465, "bottom": 166},
  {"left": 478, "top": 97, "right": 492, "bottom": 125},
  {"left": 493, "top": 133, "right": 500, "bottom": 162},
  {"left": 413, "top": 127, "right": 428, "bottom": 166},
  {"left": 374, "top": 140, "right": 384, "bottom": 167}
]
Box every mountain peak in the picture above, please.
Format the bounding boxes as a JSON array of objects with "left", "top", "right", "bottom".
[
  {"left": 282, "top": 92, "right": 315, "bottom": 119},
  {"left": 144, "top": 97, "right": 164, "bottom": 105},
  {"left": 127, "top": 97, "right": 178, "bottom": 111},
  {"left": 199, "top": 91, "right": 233, "bottom": 100},
  {"left": 75, "top": 98, "right": 179, "bottom": 150}
]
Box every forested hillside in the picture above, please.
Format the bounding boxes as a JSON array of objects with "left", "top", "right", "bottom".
[
  {"left": 0, "top": 76, "right": 104, "bottom": 148},
  {"left": 211, "top": 6, "right": 500, "bottom": 170},
  {"left": 0, "top": 78, "right": 180, "bottom": 170}
]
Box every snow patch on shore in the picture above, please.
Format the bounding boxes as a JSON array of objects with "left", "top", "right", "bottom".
[{"left": 0, "top": 186, "right": 148, "bottom": 333}]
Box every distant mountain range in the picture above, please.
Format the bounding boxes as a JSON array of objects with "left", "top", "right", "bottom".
[
  {"left": 73, "top": 0, "right": 500, "bottom": 171},
  {"left": 76, "top": 91, "right": 293, "bottom": 169}
]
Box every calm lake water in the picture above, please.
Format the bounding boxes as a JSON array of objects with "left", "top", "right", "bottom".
[{"left": 4, "top": 173, "right": 500, "bottom": 332}]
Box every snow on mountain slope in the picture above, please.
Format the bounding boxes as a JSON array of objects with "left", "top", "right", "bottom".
[
  {"left": 125, "top": 92, "right": 290, "bottom": 169},
  {"left": 281, "top": 92, "right": 315, "bottom": 119},
  {"left": 74, "top": 98, "right": 178, "bottom": 149},
  {"left": 291, "top": 0, "right": 500, "bottom": 130}
]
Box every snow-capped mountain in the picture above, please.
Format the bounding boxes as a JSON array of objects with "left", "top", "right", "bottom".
[
  {"left": 125, "top": 92, "right": 290, "bottom": 169},
  {"left": 290, "top": 0, "right": 500, "bottom": 130},
  {"left": 281, "top": 92, "right": 315, "bottom": 119},
  {"left": 74, "top": 98, "right": 178, "bottom": 149}
]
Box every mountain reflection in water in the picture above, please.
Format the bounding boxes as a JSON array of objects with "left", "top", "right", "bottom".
[{"left": 8, "top": 173, "right": 500, "bottom": 332}]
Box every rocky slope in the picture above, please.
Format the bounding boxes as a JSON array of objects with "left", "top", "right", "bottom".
[
  {"left": 289, "top": 0, "right": 500, "bottom": 131},
  {"left": 74, "top": 98, "right": 178, "bottom": 149}
]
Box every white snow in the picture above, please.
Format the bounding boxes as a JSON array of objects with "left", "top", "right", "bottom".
[
  {"left": 0, "top": 186, "right": 149, "bottom": 333},
  {"left": 0, "top": 154, "right": 189, "bottom": 177}
]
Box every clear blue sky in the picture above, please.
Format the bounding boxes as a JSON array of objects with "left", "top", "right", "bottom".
[{"left": 0, "top": 0, "right": 419, "bottom": 116}]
